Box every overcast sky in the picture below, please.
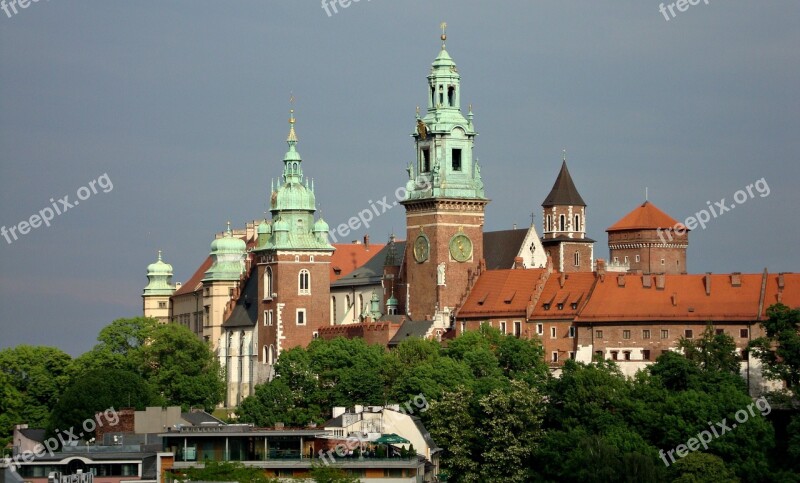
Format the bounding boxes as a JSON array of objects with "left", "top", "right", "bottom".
[{"left": 1, "top": 1, "right": 798, "bottom": 355}]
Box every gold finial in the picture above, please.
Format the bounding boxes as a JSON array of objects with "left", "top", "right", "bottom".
[
  {"left": 289, "top": 93, "right": 296, "bottom": 124},
  {"left": 440, "top": 22, "right": 447, "bottom": 48}
]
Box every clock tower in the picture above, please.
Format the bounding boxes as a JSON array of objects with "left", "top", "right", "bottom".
[{"left": 401, "top": 25, "right": 488, "bottom": 326}]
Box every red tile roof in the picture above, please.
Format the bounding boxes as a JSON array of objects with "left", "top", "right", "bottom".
[
  {"left": 607, "top": 201, "right": 684, "bottom": 232},
  {"left": 530, "top": 272, "right": 597, "bottom": 320},
  {"left": 330, "top": 243, "right": 386, "bottom": 282},
  {"left": 458, "top": 269, "right": 549, "bottom": 318},
  {"left": 173, "top": 256, "right": 213, "bottom": 296},
  {"left": 577, "top": 273, "right": 764, "bottom": 322},
  {"left": 762, "top": 273, "right": 800, "bottom": 317}
]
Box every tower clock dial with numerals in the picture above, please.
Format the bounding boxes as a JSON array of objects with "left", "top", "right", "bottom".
[
  {"left": 449, "top": 233, "right": 473, "bottom": 262},
  {"left": 413, "top": 234, "right": 430, "bottom": 263}
]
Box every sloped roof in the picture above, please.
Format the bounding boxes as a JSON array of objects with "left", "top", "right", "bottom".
[
  {"left": 607, "top": 201, "right": 683, "bottom": 232},
  {"left": 181, "top": 410, "right": 225, "bottom": 426},
  {"left": 762, "top": 272, "right": 800, "bottom": 317},
  {"left": 457, "top": 269, "right": 548, "bottom": 318},
  {"left": 530, "top": 272, "right": 597, "bottom": 320},
  {"left": 542, "top": 161, "right": 586, "bottom": 207},
  {"left": 222, "top": 267, "right": 259, "bottom": 328},
  {"left": 577, "top": 273, "right": 764, "bottom": 322},
  {"left": 173, "top": 256, "right": 213, "bottom": 296},
  {"left": 483, "top": 229, "right": 527, "bottom": 270},
  {"left": 330, "top": 243, "right": 386, "bottom": 282},
  {"left": 332, "top": 242, "right": 406, "bottom": 288},
  {"left": 388, "top": 320, "right": 433, "bottom": 347}
]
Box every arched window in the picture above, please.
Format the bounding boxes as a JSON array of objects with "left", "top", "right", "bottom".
[
  {"left": 263, "top": 345, "right": 268, "bottom": 364},
  {"left": 264, "top": 267, "right": 272, "bottom": 300},
  {"left": 268, "top": 345, "right": 276, "bottom": 365},
  {"left": 298, "top": 269, "right": 310, "bottom": 295},
  {"left": 559, "top": 215, "right": 566, "bottom": 232},
  {"left": 546, "top": 215, "right": 552, "bottom": 232},
  {"left": 574, "top": 251, "right": 580, "bottom": 267},
  {"left": 574, "top": 214, "right": 581, "bottom": 232}
]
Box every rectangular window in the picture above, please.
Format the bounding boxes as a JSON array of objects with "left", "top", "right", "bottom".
[
  {"left": 643, "top": 329, "right": 651, "bottom": 339},
  {"left": 594, "top": 350, "right": 603, "bottom": 360},
  {"left": 740, "top": 328, "right": 749, "bottom": 338},
  {"left": 551, "top": 352, "right": 559, "bottom": 363},
  {"left": 421, "top": 148, "right": 430, "bottom": 173},
  {"left": 684, "top": 329, "right": 693, "bottom": 339},
  {"left": 661, "top": 259, "right": 666, "bottom": 265},
  {"left": 611, "top": 351, "right": 618, "bottom": 361},
  {"left": 499, "top": 321, "right": 507, "bottom": 334},
  {"left": 460, "top": 321, "right": 466, "bottom": 333},
  {"left": 643, "top": 349, "right": 651, "bottom": 361},
  {"left": 635, "top": 255, "right": 641, "bottom": 263},
  {"left": 569, "top": 351, "right": 575, "bottom": 360},
  {"left": 268, "top": 310, "right": 273, "bottom": 326},
  {"left": 452, "top": 148, "right": 462, "bottom": 171},
  {"left": 568, "top": 326, "right": 575, "bottom": 338},
  {"left": 595, "top": 330, "right": 603, "bottom": 339},
  {"left": 158, "top": 301, "right": 167, "bottom": 309},
  {"left": 513, "top": 321, "right": 521, "bottom": 337},
  {"left": 550, "top": 327, "right": 557, "bottom": 339},
  {"left": 623, "top": 330, "right": 631, "bottom": 340},
  {"left": 536, "top": 323, "right": 544, "bottom": 335},
  {"left": 624, "top": 351, "right": 631, "bottom": 361},
  {"left": 297, "top": 308, "right": 306, "bottom": 326},
  {"left": 715, "top": 328, "right": 724, "bottom": 335},
  {"left": 661, "top": 329, "right": 669, "bottom": 339}
]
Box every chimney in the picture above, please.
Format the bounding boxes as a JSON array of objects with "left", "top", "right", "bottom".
[
  {"left": 656, "top": 274, "right": 666, "bottom": 290},
  {"left": 364, "top": 234, "right": 370, "bottom": 247},
  {"left": 513, "top": 223, "right": 517, "bottom": 230},
  {"left": 560, "top": 272, "right": 567, "bottom": 288},
  {"left": 513, "top": 257, "right": 524, "bottom": 269},
  {"left": 596, "top": 259, "right": 606, "bottom": 282},
  {"left": 704, "top": 273, "right": 712, "bottom": 296},
  {"left": 642, "top": 275, "right": 652, "bottom": 288},
  {"left": 778, "top": 273, "right": 785, "bottom": 290},
  {"left": 617, "top": 274, "right": 626, "bottom": 287},
  {"left": 671, "top": 292, "right": 678, "bottom": 307},
  {"left": 731, "top": 272, "right": 742, "bottom": 287}
]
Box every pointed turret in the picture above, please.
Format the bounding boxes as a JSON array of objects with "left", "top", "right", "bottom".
[
  {"left": 142, "top": 250, "right": 175, "bottom": 323},
  {"left": 542, "top": 159, "right": 586, "bottom": 207}
]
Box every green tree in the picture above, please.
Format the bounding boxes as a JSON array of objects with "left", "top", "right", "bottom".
[
  {"left": 72, "top": 317, "right": 158, "bottom": 375},
  {"left": 176, "top": 461, "right": 279, "bottom": 482},
  {"left": 477, "top": 380, "right": 544, "bottom": 482},
  {"left": 424, "top": 386, "right": 479, "bottom": 483},
  {"left": 138, "top": 323, "right": 224, "bottom": 410},
  {"left": 237, "top": 378, "right": 317, "bottom": 427},
  {"left": 669, "top": 452, "right": 739, "bottom": 482},
  {"left": 678, "top": 324, "right": 741, "bottom": 374},
  {"left": 750, "top": 303, "right": 800, "bottom": 399},
  {"left": 48, "top": 368, "right": 155, "bottom": 440},
  {"left": 0, "top": 371, "right": 23, "bottom": 449},
  {"left": 0, "top": 345, "right": 73, "bottom": 430},
  {"left": 306, "top": 464, "right": 361, "bottom": 483}
]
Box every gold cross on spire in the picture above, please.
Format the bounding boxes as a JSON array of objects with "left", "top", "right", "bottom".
[
  {"left": 440, "top": 22, "right": 447, "bottom": 49},
  {"left": 289, "top": 93, "right": 296, "bottom": 124}
]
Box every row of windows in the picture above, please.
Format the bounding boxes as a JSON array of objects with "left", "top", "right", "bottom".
[
  {"left": 551, "top": 351, "right": 577, "bottom": 363},
  {"left": 263, "top": 309, "right": 306, "bottom": 327},
  {"left": 595, "top": 328, "right": 749, "bottom": 339},
  {"left": 613, "top": 255, "right": 681, "bottom": 268},
  {"left": 263, "top": 268, "right": 312, "bottom": 299},
  {"left": 545, "top": 214, "right": 582, "bottom": 232},
  {"left": 419, "top": 147, "right": 464, "bottom": 174}
]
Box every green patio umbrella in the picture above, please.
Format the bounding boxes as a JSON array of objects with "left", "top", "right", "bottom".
[{"left": 374, "top": 433, "right": 410, "bottom": 444}]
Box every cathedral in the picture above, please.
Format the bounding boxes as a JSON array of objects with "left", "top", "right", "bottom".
[{"left": 143, "top": 29, "right": 797, "bottom": 408}]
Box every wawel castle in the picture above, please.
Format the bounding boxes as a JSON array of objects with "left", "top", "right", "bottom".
[{"left": 142, "top": 32, "right": 798, "bottom": 408}]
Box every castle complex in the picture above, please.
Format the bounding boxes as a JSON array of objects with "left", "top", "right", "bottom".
[{"left": 142, "top": 30, "right": 797, "bottom": 408}]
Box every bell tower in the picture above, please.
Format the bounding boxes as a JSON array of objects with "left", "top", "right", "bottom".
[{"left": 401, "top": 24, "right": 488, "bottom": 326}]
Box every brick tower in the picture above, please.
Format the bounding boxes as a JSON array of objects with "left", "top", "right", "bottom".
[
  {"left": 541, "top": 154, "right": 594, "bottom": 272},
  {"left": 401, "top": 25, "right": 488, "bottom": 327},
  {"left": 607, "top": 201, "right": 688, "bottom": 274}
]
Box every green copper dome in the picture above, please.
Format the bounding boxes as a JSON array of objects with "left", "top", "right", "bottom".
[
  {"left": 143, "top": 250, "right": 176, "bottom": 296},
  {"left": 254, "top": 110, "right": 334, "bottom": 253},
  {"left": 257, "top": 219, "right": 271, "bottom": 234},
  {"left": 203, "top": 223, "right": 247, "bottom": 282}
]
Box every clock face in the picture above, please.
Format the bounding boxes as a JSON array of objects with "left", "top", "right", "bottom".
[
  {"left": 413, "top": 235, "right": 430, "bottom": 263},
  {"left": 449, "top": 234, "right": 473, "bottom": 262}
]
